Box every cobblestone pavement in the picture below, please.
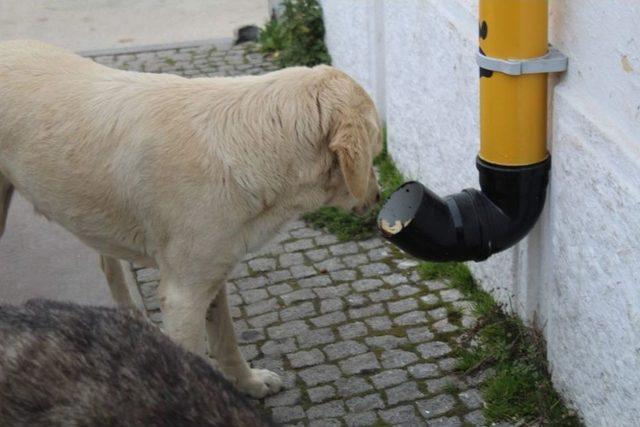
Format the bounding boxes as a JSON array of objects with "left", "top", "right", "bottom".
[{"left": 89, "top": 42, "right": 492, "bottom": 427}]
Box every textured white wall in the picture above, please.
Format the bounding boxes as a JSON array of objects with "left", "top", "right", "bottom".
[{"left": 321, "top": 0, "right": 640, "bottom": 425}]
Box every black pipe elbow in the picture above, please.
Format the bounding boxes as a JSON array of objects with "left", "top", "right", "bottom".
[{"left": 377, "top": 157, "right": 551, "bottom": 262}]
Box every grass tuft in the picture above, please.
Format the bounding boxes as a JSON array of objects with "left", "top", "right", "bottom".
[{"left": 418, "top": 261, "right": 582, "bottom": 426}]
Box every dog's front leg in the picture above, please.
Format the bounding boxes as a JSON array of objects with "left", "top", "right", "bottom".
[
  {"left": 207, "top": 284, "right": 283, "bottom": 398},
  {"left": 158, "top": 274, "right": 214, "bottom": 357}
]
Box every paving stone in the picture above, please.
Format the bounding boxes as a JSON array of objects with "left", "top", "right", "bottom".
[
  {"left": 369, "top": 288, "right": 395, "bottom": 302},
  {"left": 299, "top": 364, "right": 342, "bottom": 386},
  {"left": 433, "top": 319, "right": 459, "bottom": 333},
  {"left": 365, "top": 315, "right": 392, "bottom": 331},
  {"left": 311, "top": 311, "right": 347, "bottom": 328},
  {"left": 343, "top": 253, "right": 369, "bottom": 267},
  {"left": 352, "top": 278, "right": 384, "bottom": 292},
  {"left": 428, "top": 307, "right": 449, "bottom": 321},
  {"left": 290, "top": 265, "right": 317, "bottom": 279},
  {"left": 240, "top": 288, "right": 269, "bottom": 304},
  {"left": 388, "top": 297, "right": 419, "bottom": 314},
  {"left": 266, "top": 269, "right": 292, "bottom": 284},
  {"left": 308, "top": 385, "right": 336, "bottom": 403},
  {"left": 440, "top": 289, "right": 464, "bottom": 302},
  {"left": 229, "top": 263, "right": 250, "bottom": 279},
  {"left": 409, "top": 363, "right": 441, "bottom": 379},
  {"left": 324, "top": 340, "right": 367, "bottom": 361},
  {"left": 299, "top": 275, "right": 332, "bottom": 288},
  {"left": 236, "top": 276, "right": 268, "bottom": 291},
  {"left": 360, "top": 262, "right": 391, "bottom": 277},
  {"left": 417, "top": 394, "right": 456, "bottom": 419},
  {"left": 334, "top": 376, "right": 373, "bottom": 397},
  {"left": 407, "top": 326, "right": 436, "bottom": 343},
  {"left": 267, "top": 320, "right": 309, "bottom": 339},
  {"left": 427, "top": 416, "right": 462, "bottom": 427},
  {"left": 394, "top": 310, "right": 428, "bottom": 326},
  {"left": 240, "top": 344, "right": 258, "bottom": 361},
  {"left": 359, "top": 238, "right": 384, "bottom": 250},
  {"left": 365, "top": 335, "right": 408, "bottom": 350},
  {"left": 425, "top": 280, "right": 448, "bottom": 291},
  {"left": 248, "top": 257, "right": 276, "bottom": 272},
  {"left": 339, "top": 352, "right": 381, "bottom": 375},
  {"left": 279, "top": 252, "right": 305, "bottom": 268},
  {"left": 271, "top": 405, "right": 305, "bottom": 423},
  {"left": 315, "top": 235, "right": 339, "bottom": 246},
  {"left": 315, "top": 258, "right": 345, "bottom": 272},
  {"left": 379, "top": 405, "right": 421, "bottom": 425},
  {"left": 228, "top": 293, "right": 243, "bottom": 307},
  {"left": 291, "top": 227, "right": 322, "bottom": 238},
  {"left": 345, "top": 294, "right": 368, "bottom": 308},
  {"left": 329, "top": 269, "right": 357, "bottom": 281},
  {"left": 265, "top": 388, "right": 301, "bottom": 407},
  {"left": 297, "top": 328, "right": 336, "bottom": 349},
  {"left": 261, "top": 338, "right": 297, "bottom": 357},
  {"left": 306, "top": 400, "right": 345, "bottom": 419},
  {"left": 314, "top": 283, "right": 350, "bottom": 298},
  {"left": 309, "top": 418, "right": 341, "bottom": 427},
  {"left": 329, "top": 242, "right": 359, "bottom": 255},
  {"left": 386, "top": 381, "right": 424, "bottom": 405},
  {"left": 345, "top": 411, "right": 379, "bottom": 427},
  {"left": 420, "top": 293, "right": 440, "bottom": 306},
  {"left": 382, "top": 273, "right": 408, "bottom": 285},
  {"left": 281, "top": 289, "right": 316, "bottom": 304},
  {"left": 245, "top": 298, "right": 280, "bottom": 317},
  {"left": 284, "top": 239, "right": 314, "bottom": 252},
  {"left": 338, "top": 322, "right": 368, "bottom": 339},
  {"left": 381, "top": 349, "right": 419, "bottom": 369},
  {"left": 238, "top": 329, "right": 265, "bottom": 343},
  {"left": 396, "top": 259, "right": 419, "bottom": 269},
  {"left": 371, "top": 369, "right": 408, "bottom": 389},
  {"left": 320, "top": 298, "right": 344, "bottom": 313},
  {"left": 305, "top": 248, "right": 329, "bottom": 262},
  {"left": 394, "top": 285, "right": 419, "bottom": 297},
  {"left": 438, "top": 358, "right": 458, "bottom": 373},
  {"left": 346, "top": 393, "right": 384, "bottom": 412},
  {"left": 268, "top": 283, "right": 294, "bottom": 296},
  {"left": 368, "top": 247, "right": 391, "bottom": 261},
  {"left": 349, "top": 303, "right": 384, "bottom": 319},
  {"left": 280, "top": 302, "right": 316, "bottom": 322},
  {"left": 458, "top": 388, "right": 483, "bottom": 409},
  {"left": 287, "top": 348, "right": 326, "bottom": 368},
  {"left": 418, "top": 342, "right": 452, "bottom": 359},
  {"left": 464, "top": 410, "right": 486, "bottom": 426},
  {"left": 426, "top": 376, "right": 465, "bottom": 394}
]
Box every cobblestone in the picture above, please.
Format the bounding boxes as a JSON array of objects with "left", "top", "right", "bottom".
[{"left": 119, "top": 42, "right": 491, "bottom": 426}]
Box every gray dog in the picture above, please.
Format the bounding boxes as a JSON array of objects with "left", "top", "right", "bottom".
[{"left": 0, "top": 299, "right": 276, "bottom": 426}]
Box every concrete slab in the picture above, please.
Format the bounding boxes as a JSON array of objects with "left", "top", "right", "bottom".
[
  {"left": 0, "top": 193, "right": 115, "bottom": 306},
  {"left": 0, "top": 0, "right": 269, "bottom": 52}
]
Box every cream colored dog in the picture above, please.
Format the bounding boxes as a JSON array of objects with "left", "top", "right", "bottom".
[{"left": 0, "top": 40, "right": 382, "bottom": 397}]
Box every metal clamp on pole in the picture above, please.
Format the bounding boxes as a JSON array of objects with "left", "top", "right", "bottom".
[{"left": 476, "top": 47, "right": 568, "bottom": 75}]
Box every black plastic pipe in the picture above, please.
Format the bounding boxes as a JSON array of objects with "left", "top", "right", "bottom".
[{"left": 377, "top": 157, "right": 550, "bottom": 262}]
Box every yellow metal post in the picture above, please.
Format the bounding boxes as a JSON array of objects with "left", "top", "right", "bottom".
[{"left": 479, "top": 0, "right": 549, "bottom": 166}]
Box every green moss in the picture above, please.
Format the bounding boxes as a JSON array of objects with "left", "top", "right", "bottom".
[
  {"left": 419, "top": 261, "right": 582, "bottom": 426},
  {"left": 163, "top": 57, "right": 176, "bottom": 66}
]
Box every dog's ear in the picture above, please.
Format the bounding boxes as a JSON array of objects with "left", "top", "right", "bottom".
[{"left": 329, "top": 111, "right": 373, "bottom": 201}]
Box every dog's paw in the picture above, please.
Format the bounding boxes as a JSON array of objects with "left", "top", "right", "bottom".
[{"left": 236, "top": 368, "right": 283, "bottom": 398}]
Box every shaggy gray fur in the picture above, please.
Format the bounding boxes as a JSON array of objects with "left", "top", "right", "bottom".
[{"left": 0, "top": 299, "right": 276, "bottom": 426}]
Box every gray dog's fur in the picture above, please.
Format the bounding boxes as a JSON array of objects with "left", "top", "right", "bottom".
[{"left": 0, "top": 299, "right": 276, "bottom": 426}]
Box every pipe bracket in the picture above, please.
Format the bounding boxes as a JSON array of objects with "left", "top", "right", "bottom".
[{"left": 476, "top": 47, "right": 568, "bottom": 75}]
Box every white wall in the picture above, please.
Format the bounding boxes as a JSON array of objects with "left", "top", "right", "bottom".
[{"left": 321, "top": 1, "right": 640, "bottom": 425}]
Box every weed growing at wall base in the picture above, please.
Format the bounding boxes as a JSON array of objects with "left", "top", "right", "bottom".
[
  {"left": 419, "top": 262, "right": 582, "bottom": 426},
  {"left": 259, "top": 0, "right": 331, "bottom": 67}
]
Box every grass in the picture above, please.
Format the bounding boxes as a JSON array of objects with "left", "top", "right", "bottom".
[
  {"left": 303, "top": 128, "right": 406, "bottom": 241},
  {"left": 419, "top": 261, "right": 582, "bottom": 426}
]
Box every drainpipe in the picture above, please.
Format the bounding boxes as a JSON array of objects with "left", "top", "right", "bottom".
[{"left": 377, "top": 0, "right": 567, "bottom": 262}]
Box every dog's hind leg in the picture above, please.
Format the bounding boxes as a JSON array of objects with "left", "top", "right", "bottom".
[
  {"left": 0, "top": 173, "right": 14, "bottom": 239},
  {"left": 99, "top": 255, "right": 136, "bottom": 308},
  {"left": 206, "top": 284, "right": 283, "bottom": 398}
]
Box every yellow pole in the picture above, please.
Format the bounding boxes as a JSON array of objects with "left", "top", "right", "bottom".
[{"left": 479, "top": 0, "right": 549, "bottom": 166}]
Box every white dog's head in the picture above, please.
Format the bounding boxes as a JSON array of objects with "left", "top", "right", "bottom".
[{"left": 300, "top": 65, "right": 383, "bottom": 216}]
